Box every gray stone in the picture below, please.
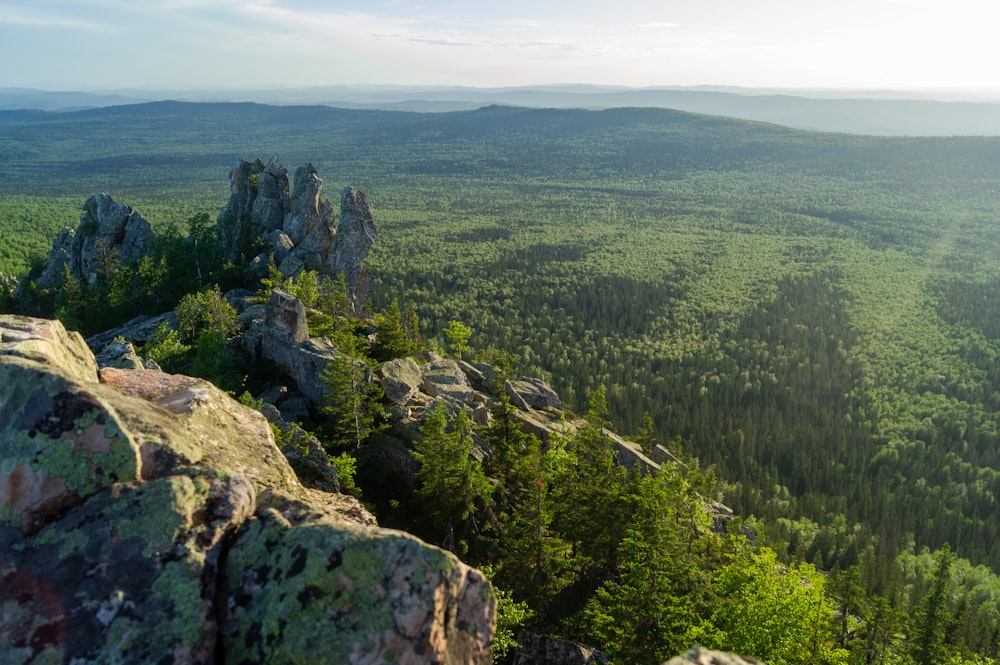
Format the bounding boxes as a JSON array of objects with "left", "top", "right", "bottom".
[
  {"left": 279, "top": 396, "right": 310, "bottom": 423},
  {"left": 33, "top": 194, "right": 153, "bottom": 290},
  {"left": 472, "top": 402, "right": 491, "bottom": 427},
  {"left": 515, "top": 633, "right": 608, "bottom": 665},
  {"left": 215, "top": 159, "right": 376, "bottom": 298},
  {"left": 94, "top": 338, "right": 144, "bottom": 370},
  {"left": 504, "top": 379, "right": 533, "bottom": 411},
  {"left": 422, "top": 358, "right": 475, "bottom": 404},
  {"left": 0, "top": 314, "right": 496, "bottom": 665},
  {"left": 662, "top": 647, "right": 763, "bottom": 665},
  {"left": 331, "top": 186, "right": 377, "bottom": 287},
  {"left": 380, "top": 357, "right": 424, "bottom": 405},
  {"left": 86, "top": 311, "right": 175, "bottom": 351},
  {"left": 459, "top": 360, "right": 491, "bottom": 391},
  {"left": 265, "top": 289, "right": 309, "bottom": 345},
  {"left": 510, "top": 376, "right": 563, "bottom": 409}
]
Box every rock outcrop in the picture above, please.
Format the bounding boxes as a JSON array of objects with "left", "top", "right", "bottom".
[
  {"left": 33, "top": 193, "right": 153, "bottom": 291},
  {"left": 0, "top": 315, "right": 495, "bottom": 664},
  {"left": 217, "top": 158, "right": 376, "bottom": 293},
  {"left": 663, "top": 647, "right": 763, "bottom": 665},
  {"left": 514, "top": 633, "right": 609, "bottom": 664}
]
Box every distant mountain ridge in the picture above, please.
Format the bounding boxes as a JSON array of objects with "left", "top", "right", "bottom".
[{"left": 4, "top": 84, "right": 1000, "bottom": 136}]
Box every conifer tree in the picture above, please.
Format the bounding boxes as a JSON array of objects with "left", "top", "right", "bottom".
[
  {"left": 321, "top": 331, "right": 385, "bottom": 449},
  {"left": 373, "top": 299, "right": 416, "bottom": 360},
  {"left": 412, "top": 403, "right": 492, "bottom": 553},
  {"left": 912, "top": 545, "right": 955, "bottom": 665}
]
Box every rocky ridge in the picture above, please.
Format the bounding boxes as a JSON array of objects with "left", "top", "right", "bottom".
[{"left": 0, "top": 315, "right": 495, "bottom": 664}]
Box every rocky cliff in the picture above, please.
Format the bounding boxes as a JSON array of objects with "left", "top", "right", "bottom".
[
  {"left": 0, "top": 315, "right": 495, "bottom": 664},
  {"left": 32, "top": 193, "right": 153, "bottom": 291},
  {"left": 217, "top": 158, "right": 376, "bottom": 291}
]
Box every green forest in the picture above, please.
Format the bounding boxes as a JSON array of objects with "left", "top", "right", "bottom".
[{"left": 4, "top": 101, "right": 1000, "bottom": 664}]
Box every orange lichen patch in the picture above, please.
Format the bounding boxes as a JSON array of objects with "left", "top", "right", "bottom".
[
  {"left": 65, "top": 420, "right": 119, "bottom": 454},
  {"left": 99, "top": 367, "right": 198, "bottom": 401},
  {"left": 1, "top": 463, "right": 71, "bottom": 530}
]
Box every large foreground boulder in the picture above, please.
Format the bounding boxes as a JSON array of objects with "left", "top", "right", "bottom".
[{"left": 0, "top": 315, "right": 495, "bottom": 664}]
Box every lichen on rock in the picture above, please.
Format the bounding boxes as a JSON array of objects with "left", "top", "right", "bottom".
[{"left": 0, "top": 314, "right": 496, "bottom": 665}]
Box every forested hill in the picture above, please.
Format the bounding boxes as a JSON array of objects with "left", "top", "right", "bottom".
[{"left": 6, "top": 100, "right": 1000, "bottom": 660}]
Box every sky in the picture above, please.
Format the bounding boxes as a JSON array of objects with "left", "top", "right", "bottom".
[{"left": 2, "top": 0, "right": 998, "bottom": 96}]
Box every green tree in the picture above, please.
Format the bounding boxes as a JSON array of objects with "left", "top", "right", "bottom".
[
  {"left": 310, "top": 273, "right": 356, "bottom": 338},
  {"left": 550, "top": 386, "right": 631, "bottom": 575},
  {"left": 912, "top": 545, "right": 956, "bottom": 665},
  {"left": 373, "top": 299, "right": 417, "bottom": 361},
  {"left": 710, "top": 545, "right": 847, "bottom": 665},
  {"left": 412, "top": 403, "right": 493, "bottom": 553},
  {"left": 175, "top": 286, "right": 237, "bottom": 343},
  {"left": 580, "top": 469, "right": 719, "bottom": 664},
  {"left": 191, "top": 329, "right": 244, "bottom": 393},
  {"left": 140, "top": 322, "right": 191, "bottom": 372},
  {"left": 321, "top": 331, "right": 385, "bottom": 450},
  {"left": 444, "top": 319, "right": 472, "bottom": 360}
]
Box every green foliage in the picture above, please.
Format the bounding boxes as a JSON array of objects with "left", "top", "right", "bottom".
[
  {"left": 140, "top": 323, "right": 191, "bottom": 373},
  {"left": 330, "top": 451, "right": 361, "bottom": 499},
  {"left": 412, "top": 403, "right": 493, "bottom": 552},
  {"left": 191, "top": 329, "right": 244, "bottom": 394},
  {"left": 480, "top": 565, "right": 534, "bottom": 663},
  {"left": 175, "top": 286, "right": 237, "bottom": 343},
  {"left": 444, "top": 319, "right": 472, "bottom": 360},
  {"left": 320, "top": 331, "right": 385, "bottom": 450},
  {"left": 579, "top": 469, "right": 719, "bottom": 664},
  {"left": 709, "top": 546, "right": 848, "bottom": 665},
  {"left": 372, "top": 299, "right": 419, "bottom": 361},
  {"left": 912, "top": 545, "right": 956, "bottom": 665}
]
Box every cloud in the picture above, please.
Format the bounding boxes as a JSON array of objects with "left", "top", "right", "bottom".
[
  {"left": 0, "top": 5, "right": 108, "bottom": 32},
  {"left": 635, "top": 22, "right": 680, "bottom": 29}
]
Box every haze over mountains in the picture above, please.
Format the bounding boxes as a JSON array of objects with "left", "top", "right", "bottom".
[{"left": 4, "top": 84, "right": 1000, "bottom": 137}]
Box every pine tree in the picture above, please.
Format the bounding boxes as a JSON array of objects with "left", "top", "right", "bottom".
[
  {"left": 373, "top": 299, "right": 416, "bottom": 361},
  {"left": 321, "top": 331, "right": 385, "bottom": 450},
  {"left": 912, "top": 545, "right": 955, "bottom": 665},
  {"left": 412, "top": 403, "right": 492, "bottom": 553}
]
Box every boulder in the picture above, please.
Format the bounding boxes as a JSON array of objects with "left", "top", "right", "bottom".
[
  {"left": 459, "top": 360, "right": 492, "bottom": 392},
  {"left": 422, "top": 358, "right": 475, "bottom": 404},
  {"left": 94, "top": 338, "right": 144, "bottom": 370},
  {"left": 0, "top": 314, "right": 495, "bottom": 664},
  {"left": 515, "top": 633, "right": 608, "bottom": 664},
  {"left": 663, "top": 647, "right": 763, "bottom": 665},
  {"left": 86, "top": 311, "right": 175, "bottom": 351},
  {"left": 509, "top": 377, "right": 563, "bottom": 409},
  {"left": 329, "top": 186, "right": 377, "bottom": 288},
  {"left": 265, "top": 289, "right": 309, "bottom": 346},
  {"left": 380, "top": 357, "right": 424, "bottom": 405},
  {"left": 222, "top": 490, "right": 494, "bottom": 665},
  {"left": 2, "top": 473, "right": 254, "bottom": 664}
]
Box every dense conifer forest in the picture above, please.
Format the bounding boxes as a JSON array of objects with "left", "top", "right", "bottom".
[{"left": 4, "top": 101, "right": 1000, "bottom": 663}]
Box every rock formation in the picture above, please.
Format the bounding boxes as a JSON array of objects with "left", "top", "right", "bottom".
[
  {"left": 0, "top": 315, "right": 495, "bottom": 664},
  {"left": 662, "top": 647, "right": 763, "bottom": 665},
  {"left": 33, "top": 193, "right": 153, "bottom": 291},
  {"left": 217, "top": 158, "right": 376, "bottom": 292},
  {"left": 514, "top": 634, "right": 609, "bottom": 664}
]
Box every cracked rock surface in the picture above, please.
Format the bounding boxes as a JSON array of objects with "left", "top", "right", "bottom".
[{"left": 0, "top": 315, "right": 495, "bottom": 665}]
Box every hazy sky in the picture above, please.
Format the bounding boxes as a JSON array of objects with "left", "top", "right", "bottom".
[{"left": 2, "top": 0, "right": 997, "bottom": 94}]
